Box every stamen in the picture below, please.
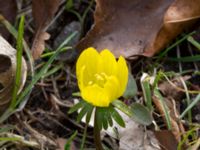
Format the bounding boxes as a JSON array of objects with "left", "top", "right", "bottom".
[{"left": 88, "top": 81, "right": 93, "bottom": 85}]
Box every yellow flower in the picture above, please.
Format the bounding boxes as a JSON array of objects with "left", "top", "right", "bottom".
[{"left": 76, "top": 47, "right": 128, "bottom": 107}]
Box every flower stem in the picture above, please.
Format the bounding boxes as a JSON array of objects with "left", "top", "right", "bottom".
[{"left": 94, "top": 108, "right": 103, "bottom": 150}]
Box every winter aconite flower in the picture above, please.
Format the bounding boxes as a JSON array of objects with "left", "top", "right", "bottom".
[{"left": 76, "top": 47, "right": 128, "bottom": 107}]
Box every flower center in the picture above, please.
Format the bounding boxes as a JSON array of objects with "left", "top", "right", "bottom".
[{"left": 88, "top": 72, "right": 108, "bottom": 88}]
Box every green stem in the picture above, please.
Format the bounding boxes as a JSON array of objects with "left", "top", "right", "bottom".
[{"left": 94, "top": 108, "right": 103, "bottom": 150}]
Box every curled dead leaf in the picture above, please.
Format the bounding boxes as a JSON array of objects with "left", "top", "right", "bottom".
[
  {"left": 31, "top": 0, "right": 61, "bottom": 59},
  {"left": 31, "top": 32, "right": 50, "bottom": 59},
  {"left": 77, "top": 0, "right": 200, "bottom": 59},
  {"left": 0, "top": 36, "right": 27, "bottom": 115}
]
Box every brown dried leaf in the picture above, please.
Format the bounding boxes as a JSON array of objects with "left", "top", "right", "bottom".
[
  {"left": 77, "top": 0, "right": 200, "bottom": 59},
  {"left": 154, "top": 130, "right": 178, "bottom": 150},
  {"left": 143, "top": 0, "right": 200, "bottom": 56},
  {"left": 31, "top": 0, "right": 61, "bottom": 59},
  {"left": 0, "top": 0, "right": 17, "bottom": 39},
  {"left": 152, "top": 96, "right": 185, "bottom": 142}
]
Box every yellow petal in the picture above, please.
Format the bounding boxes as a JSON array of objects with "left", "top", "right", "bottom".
[
  {"left": 104, "top": 75, "right": 120, "bottom": 102},
  {"left": 99, "top": 49, "right": 117, "bottom": 76},
  {"left": 77, "top": 65, "right": 85, "bottom": 90},
  {"left": 81, "top": 84, "right": 110, "bottom": 107},
  {"left": 76, "top": 47, "right": 100, "bottom": 89},
  {"left": 117, "top": 56, "right": 128, "bottom": 96}
]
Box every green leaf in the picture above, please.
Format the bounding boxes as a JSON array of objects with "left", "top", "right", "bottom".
[
  {"left": 141, "top": 74, "right": 153, "bottom": 111},
  {"left": 10, "top": 15, "right": 24, "bottom": 108},
  {"left": 154, "top": 88, "right": 171, "bottom": 129},
  {"left": 96, "top": 108, "right": 103, "bottom": 130},
  {"left": 112, "top": 100, "right": 132, "bottom": 117},
  {"left": 187, "top": 36, "right": 200, "bottom": 50},
  {"left": 96, "top": 107, "right": 113, "bottom": 130},
  {"left": 112, "top": 100, "right": 153, "bottom": 126},
  {"left": 102, "top": 108, "right": 109, "bottom": 130},
  {"left": 168, "top": 55, "right": 200, "bottom": 62},
  {"left": 68, "top": 101, "right": 84, "bottom": 114},
  {"left": 96, "top": 107, "right": 111, "bottom": 130},
  {"left": 107, "top": 108, "right": 113, "bottom": 127},
  {"left": 110, "top": 106, "right": 125, "bottom": 128},
  {"left": 130, "top": 103, "right": 153, "bottom": 126},
  {"left": 85, "top": 104, "right": 94, "bottom": 124},
  {"left": 102, "top": 116, "right": 108, "bottom": 130},
  {"left": 123, "top": 72, "right": 138, "bottom": 99},
  {"left": 77, "top": 103, "right": 90, "bottom": 123}
]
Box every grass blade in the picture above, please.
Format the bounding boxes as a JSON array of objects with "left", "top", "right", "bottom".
[
  {"left": 154, "top": 88, "right": 172, "bottom": 130},
  {"left": 141, "top": 73, "right": 153, "bottom": 111},
  {"left": 65, "top": 130, "right": 78, "bottom": 150},
  {"left": 168, "top": 55, "right": 200, "bottom": 62},
  {"left": 10, "top": 15, "right": 24, "bottom": 109},
  {"left": 157, "top": 31, "right": 196, "bottom": 59},
  {"left": 187, "top": 36, "right": 200, "bottom": 50},
  {"left": 180, "top": 94, "right": 200, "bottom": 119}
]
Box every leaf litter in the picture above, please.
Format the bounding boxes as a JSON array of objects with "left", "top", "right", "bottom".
[{"left": 0, "top": 0, "right": 200, "bottom": 149}]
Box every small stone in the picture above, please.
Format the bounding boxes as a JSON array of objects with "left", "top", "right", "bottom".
[
  {"left": 54, "top": 21, "right": 81, "bottom": 49},
  {"left": 195, "top": 114, "right": 200, "bottom": 122},
  {"left": 53, "top": 21, "right": 81, "bottom": 62}
]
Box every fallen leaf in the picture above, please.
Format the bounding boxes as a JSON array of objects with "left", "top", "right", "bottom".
[
  {"left": 0, "top": 36, "right": 27, "bottom": 115},
  {"left": 152, "top": 96, "right": 185, "bottom": 142},
  {"left": 154, "top": 130, "right": 178, "bottom": 150},
  {"left": 158, "top": 76, "right": 191, "bottom": 101},
  {"left": 31, "top": 32, "right": 50, "bottom": 59},
  {"left": 31, "top": 0, "right": 61, "bottom": 59},
  {"left": 130, "top": 103, "right": 153, "bottom": 126},
  {"left": 143, "top": 0, "right": 200, "bottom": 56},
  {"left": 0, "top": 0, "right": 17, "bottom": 39},
  {"left": 77, "top": 0, "right": 200, "bottom": 59}
]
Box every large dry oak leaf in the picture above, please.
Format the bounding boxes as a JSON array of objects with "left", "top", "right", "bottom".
[{"left": 77, "top": 0, "right": 200, "bottom": 59}]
